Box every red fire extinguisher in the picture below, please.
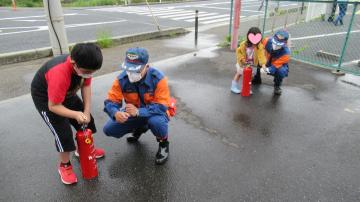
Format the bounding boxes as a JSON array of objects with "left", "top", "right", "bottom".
[
  {"left": 241, "top": 65, "right": 252, "bottom": 97},
  {"left": 76, "top": 126, "right": 98, "bottom": 180}
]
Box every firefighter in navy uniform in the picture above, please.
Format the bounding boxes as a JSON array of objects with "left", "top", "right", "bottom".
[
  {"left": 252, "top": 30, "right": 291, "bottom": 95},
  {"left": 103, "top": 47, "right": 171, "bottom": 165}
]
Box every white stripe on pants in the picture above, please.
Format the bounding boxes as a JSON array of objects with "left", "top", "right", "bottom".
[{"left": 41, "top": 111, "right": 64, "bottom": 152}]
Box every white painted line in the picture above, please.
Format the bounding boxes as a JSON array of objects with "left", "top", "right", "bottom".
[
  {"left": 341, "top": 60, "right": 360, "bottom": 66},
  {"left": 197, "top": 2, "right": 230, "bottom": 6},
  {"left": 172, "top": 13, "right": 218, "bottom": 20},
  {"left": 14, "top": 19, "right": 46, "bottom": 22},
  {"left": 146, "top": 10, "right": 193, "bottom": 16},
  {"left": 0, "top": 20, "right": 127, "bottom": 36},
  {"left": 136, "top": 9, "right": 183, "bottom": 14},
  {"left": 0, "top": 26, "right": 39, "bottom": 30},
  {"left": 0, "top": 15, "right": 45, "bottom": 21},
  {"left": 65, "top": 20, "right": 127, "bottom": 28},
  {"left": 292, "top": 29, "right": 360, "bottom": 41},
  {"left": 128, "top": 8, "right": 173, "bottom": 13},
  {"left": 186, "top": 14, "right": 230, "bottom": 22},
  {"left": 157, "top": 12, "right": 207, "bottom": 18},
  {"left": 0, "top": 13, "right": 86, "bottom": 21},
  {"left": 201, "top": 18, "right": 230, "bottom": 24},
  {"left": 196, "top": 5, "right": 230, "bottom": 10}
]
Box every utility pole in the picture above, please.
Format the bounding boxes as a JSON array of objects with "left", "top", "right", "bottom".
[
  {"left": 231, "top": 0, "right": 241, "bottom": 50},
  {"left": 43, "top": 0, "right": 69, "bottom": 55}
]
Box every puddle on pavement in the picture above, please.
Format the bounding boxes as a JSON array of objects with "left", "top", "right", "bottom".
[
  {"left": 163, "top": 31, "right": 219, "bottom": 50},
  {"left": 151, "top": 46, "right": 220, "bottom": 69}
]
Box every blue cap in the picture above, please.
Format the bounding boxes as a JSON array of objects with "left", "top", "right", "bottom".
[
  {"left": 121, "top": 47, "right": 149, "bottom": 72},
  {"left": 272, "top": 29, "right": 289, "bottom": 47}
]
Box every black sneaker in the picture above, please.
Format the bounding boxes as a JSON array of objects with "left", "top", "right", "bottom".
[
  {"left": 274, "top": 86, "right": 282, "bottom": 95},
  {"left": 127, "top": 125, "right": 148, "bottom": 143},
  {"left": 252, "top": 70, "right": 262, "bottom": 85},
  {"left": 155, "top": 140, "right": 169, "bottom": 165},
  {"left": 252, "top": 76, "right": 262, "bottom": 85}
]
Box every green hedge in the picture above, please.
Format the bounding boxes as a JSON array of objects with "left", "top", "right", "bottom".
[{"left": 0, "top": 0, "right": 43, "bottom": 7}]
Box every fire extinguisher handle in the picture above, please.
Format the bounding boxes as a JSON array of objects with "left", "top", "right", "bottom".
[{"left": 81, "top": 124, "right": 88, "bottom": 138}]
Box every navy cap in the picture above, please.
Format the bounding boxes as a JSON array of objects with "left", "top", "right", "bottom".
[
  {"left": 121, "top": 47, "right": 149, "bottom": 72},
  {"left": 272, "top": 29, "right": 289, "bottom": 47}
]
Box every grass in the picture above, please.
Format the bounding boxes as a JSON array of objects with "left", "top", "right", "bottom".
[
  {"left": 218, "top": 35, "right": 246, "bottom": 48},
  {"left": 96, "top": 30, "right": 113, "bottom": 48},
  {"left": 0, "top": 0, "right": 43, "bottom": 7}
]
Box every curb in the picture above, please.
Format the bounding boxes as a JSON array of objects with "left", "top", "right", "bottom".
[{"left": 0, "top": 27, "right": 188, "bottom": 67}]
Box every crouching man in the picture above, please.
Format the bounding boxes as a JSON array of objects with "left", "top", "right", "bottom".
[{"left": 103, "top": 47, "right": 171, "bottom": 165}]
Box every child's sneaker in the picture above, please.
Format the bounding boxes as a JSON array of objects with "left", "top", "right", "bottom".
[
  {"left": 58, "top": 164, "right": 77, "bottom": 185},
  {"left": 231, "top": 81, "right": 241, "bottom": 94},
  {"left": 75, "top": 147, "right": 105, "bottom": 159}
]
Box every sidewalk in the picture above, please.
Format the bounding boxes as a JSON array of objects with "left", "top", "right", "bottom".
[{"left": 1, "top": 25, "right": 360, "bottom": 201}]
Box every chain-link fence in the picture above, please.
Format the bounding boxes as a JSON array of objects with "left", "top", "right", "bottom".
[{"left": 258, "top": 0, "right": 360, "bottom": 75}]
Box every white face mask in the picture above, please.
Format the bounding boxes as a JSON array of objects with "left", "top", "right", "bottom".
[
  {"left": 78, "top": 73, "right": 93, "bottom": 79},
  {"left": 127, "top": 71, "right": 142, "bottom": 83},
  {"left": 272, "top": 44, "right": 282, "bottom": 50}
]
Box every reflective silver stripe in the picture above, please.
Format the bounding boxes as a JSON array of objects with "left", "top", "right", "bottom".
[{"left": 41, "top": 111, "right": 64, "bottom": 152}]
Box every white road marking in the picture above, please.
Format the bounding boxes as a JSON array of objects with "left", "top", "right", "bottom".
[
  {"left": 292, "top": 30, "right": 360, "bottom": 41},
  {"left": 14, "top": 19, "right": 46, "bottom": 22},
  {"left": 0, "top": 13, "right": 87, "bottom": 21},
  {"left": 172, "top": 13, "right": 218, "bottom": 20},
  {"left": 0, "top": 20, "right": 126, "bottom": 36},
  {"left": 156, "top": 12, "right": 207, "bottom": 18},
  {"left": 186, "top": 14, "right": 230, "bottom": 22}
]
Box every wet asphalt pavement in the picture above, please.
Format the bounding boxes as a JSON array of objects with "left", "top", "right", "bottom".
[{"left": 1, "top": 26, "right": 360, "bottom": 201}]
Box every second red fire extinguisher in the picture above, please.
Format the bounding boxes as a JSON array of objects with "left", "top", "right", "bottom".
[
  {"left": 241, "top": 65, "right": 252, "bottom": 97},
  {"left": 76, "top": 126, "right": 98, "bottom": 180}
]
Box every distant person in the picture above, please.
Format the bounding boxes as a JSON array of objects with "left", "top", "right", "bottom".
[
  {"left": 103, "top": 47, "right": 171, "bottom": 165},
  {"left": 253, "top": 29, "right": 291, "bottom": 95},
  {"left": 327, "top": 0, "right": 337, "bottom": 22},
  {"left": 334, "top": 0, "right": 348, "bottom": 26},
  {"left": 230, "top": 27, "right": 267, "bottom": 94},
  {"left": 31, "top": 43, "right": 105, "bottom": 185}
]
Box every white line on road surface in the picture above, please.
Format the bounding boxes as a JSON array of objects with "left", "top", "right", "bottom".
[
  {"left": 292, "top": 30, "right": 360, "bottom": 41},
  {"left": 201, "top": 18, "right": 232, "bottom": 24},
  {"left": 195, "top": 6, "right": 230, "bottom": 10},
  {"left": 156, "top": 12, "right": 207, "bottom": 18},
  {"left": 14, "top": 20, "right": 47, "bottom": 22},
  {"left": 136, "top": 9, "right": 185, "bottom": 15},
  {"left": 0, "top": 20, "right": 127, "bottom": 36},
  {"left": 0, "top": 13, "right": 87, "bottom": 21},
  {"left": 147, "top": 10, "right": 194, "bottom": 16},
  {"left": 172, "top": 13, "right": 218, "bottom": 20},
  {"left": 341, "top": 60, "right": 360, "bottom": 66},
  {"left": 186, "top": 14, "right": 230, "bottom": 22}
]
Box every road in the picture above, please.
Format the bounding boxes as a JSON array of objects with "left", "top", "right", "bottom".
[{"left": 0, "top": 0, "right": 300, "bottom": 53}]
